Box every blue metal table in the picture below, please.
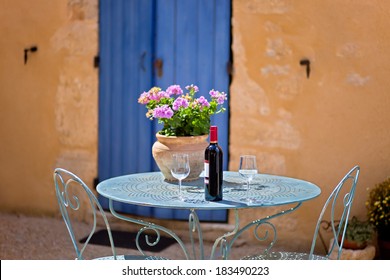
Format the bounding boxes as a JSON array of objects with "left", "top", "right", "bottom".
[{"left": 97, "top": 171, "right": 321, "bottom": 259}]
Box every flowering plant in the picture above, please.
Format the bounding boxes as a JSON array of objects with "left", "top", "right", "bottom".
[
  {"left": 366, "top": 177, "right": 390, "bottom": 237},
  {"left": 138, "top": 84, "right": 227, "bottom": 136}
]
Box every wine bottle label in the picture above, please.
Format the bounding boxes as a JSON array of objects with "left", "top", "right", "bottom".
[{"left": 204, "top": 160, "right": 209, "bottom": 184}]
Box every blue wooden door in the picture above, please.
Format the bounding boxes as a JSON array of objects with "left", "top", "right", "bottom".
[{"left": 98, "top": 0, "right": 231, "bottom": 221}]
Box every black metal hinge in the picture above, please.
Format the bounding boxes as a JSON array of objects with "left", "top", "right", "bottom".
[
  {"left": 300, "top": 58, "right": 311, "bottom": 78},
  {"left": 226, "top": 60, "right": 234, "bottom": 76},
  {"left": 93, "top": 177, "right": 99, "bottom": 189},
  {"left": 24, "top": 45, "right": 38, "bottom": 64},
  {"left": 94, "top": 55, "right": 100, "bottom": 68}
]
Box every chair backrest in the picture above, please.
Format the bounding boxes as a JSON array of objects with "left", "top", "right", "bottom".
[
  {"left": 309, "top": 165, "right": 360, "bottom": 260},
  {"left": 53, "top": 168, "right": 117, "bottom": 259}
]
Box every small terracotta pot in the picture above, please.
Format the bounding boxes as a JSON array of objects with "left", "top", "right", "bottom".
[{"left": 341, "top": 238, "right": 367, "bottom": 250}]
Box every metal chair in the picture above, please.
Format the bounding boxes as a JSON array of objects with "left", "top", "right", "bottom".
[
  {"left": 53, "top": 168, "right": 166, "bottom": 260},
  {"left": 243, "top": 165, "right": 360, "bottom": 260}
]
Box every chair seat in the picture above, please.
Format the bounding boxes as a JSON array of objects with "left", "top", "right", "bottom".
[
  {"left": 242, "top": 252, "right": 328, "bottom": 260},
  {"left": 96, "top": 255, "right": 169, "bottom": 260}
]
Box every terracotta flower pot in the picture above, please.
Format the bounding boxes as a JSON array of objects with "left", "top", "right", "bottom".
[{"left": 152, "top": 133, "right": 209, "bottom": 181}]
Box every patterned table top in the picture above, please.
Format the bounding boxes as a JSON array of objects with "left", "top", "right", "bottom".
[{"left": 97, "top": 171, "right": 321, "bottom": 210}]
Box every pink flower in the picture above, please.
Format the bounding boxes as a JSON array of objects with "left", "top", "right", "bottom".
[
  {"left": 138, "top": 91, "right": 150, "bottom": 104},
  {"left": 209, "top": 89, "right": 227, "bottom": 105},
  {"left": 166, "top": 85, "right": 183, "bottom": 96},
  {"left": 150, "top": 90, "right": 170, "bottom": 101},
  {"left": 153, "top": 105, "right": 174, "bottom": 119},
  {"left": 196, "top": 96, "right": 210, "bottom": 109},
  {"left": 173, "top": 97, "right": 189, "bottom": 111},
  {"left": 185, "top": 84, "right": 199, "bottom": 93}
]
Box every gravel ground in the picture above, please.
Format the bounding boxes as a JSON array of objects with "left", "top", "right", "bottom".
[
  {"left": 2, "top": 212, "right": 383, "bottom": 261},
  {"left": 0, "top": 212, "right": 260, "bottom": 260}
]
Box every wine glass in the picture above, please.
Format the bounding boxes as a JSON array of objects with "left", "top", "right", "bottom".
[
  {"left": 238, "top": 155, "right": 258, "bottom": 203},
  {"left": 170, "top": 153, "right": 190, "bottom": 201}
]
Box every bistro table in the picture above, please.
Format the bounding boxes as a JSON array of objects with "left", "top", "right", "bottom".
[{"left": 96, "top": 171, "right": 321, "bottom": 259}]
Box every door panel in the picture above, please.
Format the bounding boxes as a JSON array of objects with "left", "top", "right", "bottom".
[
  {"left": 99, "top": 0, "right": 155, "bottom": 180},
  {"left": 98, "top": 0, "right": 156, "bottom": 216},
  {"left": 99, "top": 0, "right": 231, "bottom": 221}
]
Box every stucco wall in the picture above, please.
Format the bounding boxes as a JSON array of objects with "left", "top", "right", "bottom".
[
  {"left": 230, "top": 0, "right": 390, "bottom": 250},
  {"left": 0, "top": 0, "right": 98, "bottom": 216}
]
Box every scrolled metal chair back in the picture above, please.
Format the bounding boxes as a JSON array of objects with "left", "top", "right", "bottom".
[
  {"left": 309, "top": 165, "right": 360, "bottom": 260},
  {"left": 53, "top": 168, "right": 117, "bottom": 260}
]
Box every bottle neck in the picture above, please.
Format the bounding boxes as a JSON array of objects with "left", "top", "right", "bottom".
[{"left": 210, "top": 126, "right": 218, "bottom": 143}]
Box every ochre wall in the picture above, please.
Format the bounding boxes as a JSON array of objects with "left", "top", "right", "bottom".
[
  {"left": 1, "top": 0, "right": 389, "bottom": 253},
  {"left": 0, "top": 0, "right": 98, "bottom": 216},
  {"left": 230, "top": 0, "right": 390, "bottom": 250}
]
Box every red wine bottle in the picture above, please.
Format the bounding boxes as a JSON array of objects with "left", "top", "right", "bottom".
[{"left": 204, "top": 126, "right": 223, "bottom": 201}]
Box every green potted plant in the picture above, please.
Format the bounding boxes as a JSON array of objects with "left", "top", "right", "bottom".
[
  {"left": 138, "top": 84, "right": 227, "bottom": 181},
  {"left": 366, "top": 177, "right": 390, "bottom": 258},
  {"left": 138, "top": 84, "right": 227, "bottom": 136},
  {"left": 340, "top": 216, "right": 374, "bottom": 250}
]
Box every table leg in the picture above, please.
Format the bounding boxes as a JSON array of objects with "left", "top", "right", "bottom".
[
  {"left": 210, "top": 209, "right": 240, "bottom": 260},
  {"left": 215, "top": 202, "right": 302, "bottom": 259},
  {"left": 188, "top": 209, "right": 204, "bottom": 259}
]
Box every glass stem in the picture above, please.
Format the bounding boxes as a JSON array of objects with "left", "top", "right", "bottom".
[
  {"left": 179, "top": 179, "right": 182, "bottom": 199},
  {"left": 247, "top": 180, "right": 250, "bottom": 200}
]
